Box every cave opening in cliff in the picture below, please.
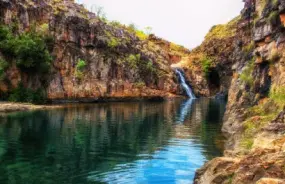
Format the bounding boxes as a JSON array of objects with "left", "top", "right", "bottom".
[{"left": 207, "top": 68, "right": 221, "bottom": 93}]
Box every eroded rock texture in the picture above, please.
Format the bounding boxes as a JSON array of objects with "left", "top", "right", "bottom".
[
  {"left": 0, "top": 0, "right": 194, "bottom": 101},
  {"left": 195, "top": 0, "right": 285, "bottom": 183}
]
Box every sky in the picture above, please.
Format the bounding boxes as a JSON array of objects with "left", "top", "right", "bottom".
[{"left": 78, "top": 0, "right": 244, "bottom": 49}]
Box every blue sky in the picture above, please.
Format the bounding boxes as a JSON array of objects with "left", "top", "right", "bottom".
[{"left": 78, "top": 0, "right": 244, "bottom": 49}]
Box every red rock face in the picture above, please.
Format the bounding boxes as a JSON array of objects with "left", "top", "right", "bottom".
[
  {"left": 169, "top": 55, "right": 182, "bottom": 64},
  {"left": 280, "top": 14, "right": 285, "bottom": 27},
  {"left": 195, "top": 0, "right": 285, "bottom": 183},
  {"left": 0, "top": 0, "right": 188, "bottom": 100}
]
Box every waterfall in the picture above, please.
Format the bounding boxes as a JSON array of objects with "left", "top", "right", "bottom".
[{"left": 175, "top": 69, "right": 196, "bottom": 99}]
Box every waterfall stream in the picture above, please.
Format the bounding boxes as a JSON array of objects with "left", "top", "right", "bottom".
[{"left": 175, "top": 69, "right": 196, "bottom": 99}]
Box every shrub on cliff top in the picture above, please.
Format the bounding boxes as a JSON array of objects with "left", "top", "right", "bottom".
[
  {"left": 170, "top": 43, "right": 184, "bottom": 52},
  {"left": 135, "top": 30, "right": 148, "bottom": 40},
  {"left": 127, "top": 23, "right": 148, "bottom": 40},
  {"left": 205, "top": 16, "right": 239, "bottom": 40},
  {"left": 127, "top": 23, "right": 137, "bottom": 33}
]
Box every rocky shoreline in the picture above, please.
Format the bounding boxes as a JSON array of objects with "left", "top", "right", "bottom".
[
  {"left": 193, "top": 0, "right": 285, "bottom": 183},
  {"left": 0, "top": 95, "right": 184, "bottom": 113},
  {"left": 0, "top": 102, "right": 63, "bottom": 113},
  {"left": 0, "top": 0, "right": 285, "bottom": 183}
]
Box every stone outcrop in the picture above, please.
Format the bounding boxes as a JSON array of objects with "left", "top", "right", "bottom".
[
  {"left": 0, "top": 0, "right": 193, "bottom": 101},
  {"left": 194, "top": 0, "right": 285, "bottom": 183},
  {"left": 178, "top": 17, "right": 240, "bottom": 97}
]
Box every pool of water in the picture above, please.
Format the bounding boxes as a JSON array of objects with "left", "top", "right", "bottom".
[{"left": 0, "top": 98, "right": 226, "bottom": 184}]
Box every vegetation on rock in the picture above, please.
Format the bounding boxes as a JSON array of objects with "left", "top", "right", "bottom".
[
  {"left": 205, "top": 16, "right": 239, "bottom": 40},
  {"left": 8, "top": 84, "right": 46, "bottom": 104},
  {"left": 0, "top": 24, "right": 52, "bottom": 103},
  {"left": 0, "top": 26, "right": 52, "bottom": 73},
  {"left": 0, "top": 58, "right": 8, "bottom": 80},
  {"left": 240, "top": 58, "right": 254, "bottom": 86},
  {"left": 75, "top": 59, "right": 87, "bottom": 80}
]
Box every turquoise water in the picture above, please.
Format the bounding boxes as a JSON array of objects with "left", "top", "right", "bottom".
[{"left": 0, "top": 98, "right": 225, "bottom": 184}]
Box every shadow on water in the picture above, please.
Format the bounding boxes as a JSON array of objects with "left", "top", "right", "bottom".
[{"left": 0, "top": 98, "right": 226, "bottom": 184}]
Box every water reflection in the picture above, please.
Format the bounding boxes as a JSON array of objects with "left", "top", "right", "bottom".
[
  {"left": 176, "top": 99, "right": 194, "bottom": 123},
  {"left": 0, "top": 99, "right": 225, "bottom": 184}
]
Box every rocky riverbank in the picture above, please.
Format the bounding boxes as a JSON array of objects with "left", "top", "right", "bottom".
[
  {"left": 1, "top": 0, "right": 285, "bottom": 183},
  {"left": 193, "top": 0, "right": 285, "bottom": 183},
  {"left": 0, "top": 94, "right": 182, "bottom": 113}
]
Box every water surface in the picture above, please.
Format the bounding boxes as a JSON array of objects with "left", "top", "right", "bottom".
[{"left": 0, "top": 98, "right": 226, "bottom": 184}]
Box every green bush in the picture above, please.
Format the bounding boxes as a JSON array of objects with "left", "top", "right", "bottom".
[
  {"left": 135, "top": 30, "right": 148, "bottom": 40},
  {"left": 240, "top": 59, "right": 254, "bottom": 86},
  {"left": 8, "top": 83, "right": 46, "bottom": 104},
  {"left": 0, "top": 58, "right": 9, "bottom": 80},
  {"left": 0, "top": 26, "right": 12, "bottom": 41},
  {"left": 141, "top": 60, "right": 156, "bottom": 75},
  {"left": 127, "top": 54, "right": 140, "bottom": 69},
  {"left": 76, "top": 59, "right": 86, "bottom": 71},
  {"left": 240, "top": 137, "right": 254, "bottom": 150},
  {"left": 270, "top": 86, "right": 285, "bottom": 106},
  {"left": 108, "top": 37, "right": 119, "bottom": 48},
  {"left": 146, "top": 61, "right": 153, "bottom": 71},
  {"left": 14, "top": 33, "right": 52, "bottom": 72},
  {"left": 109, "top": 21, "right": 122, "bottom": 28},
  {"left": 104, "top": 30, "right": 120, "bottom": 48},
  {"left": 201, "top": 56, "right": 212, "bottom": 76},
  {"left": 127, "top": 23, "right": 137, "bottom": 33},
  {"left": 0, "top": 26, "right": 52, "bottom": 73},
  {"left": 75, "top": 59, "right": 86, "bottom": 79},
  {"left": 0, "top": 26, "right": 15, "bottom": 56}
]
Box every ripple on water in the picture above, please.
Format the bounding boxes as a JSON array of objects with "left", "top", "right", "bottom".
[{"left": 0, "top": 99, "right": 225, "bottom": 184}]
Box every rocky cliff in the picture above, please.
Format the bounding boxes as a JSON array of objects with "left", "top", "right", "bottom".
[
  {"left": 0, "top": 0, "right": 194, "bottom": 102},
  {"left": 194, "top": 0, "right": 285, "bottom": 183},
  {"left": 174, "top": 16, "right": 240, "bottom": 97}
]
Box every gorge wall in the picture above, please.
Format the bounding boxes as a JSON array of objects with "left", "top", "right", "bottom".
[
  {"left": 1, "top": 0, "right": 284, "bottom": 182},
  {"left": 0, "top": 0, "right": 197, "bottom": 102},
  {"left": 194, "top": 0, "right": 285, "bottom": 183}
]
